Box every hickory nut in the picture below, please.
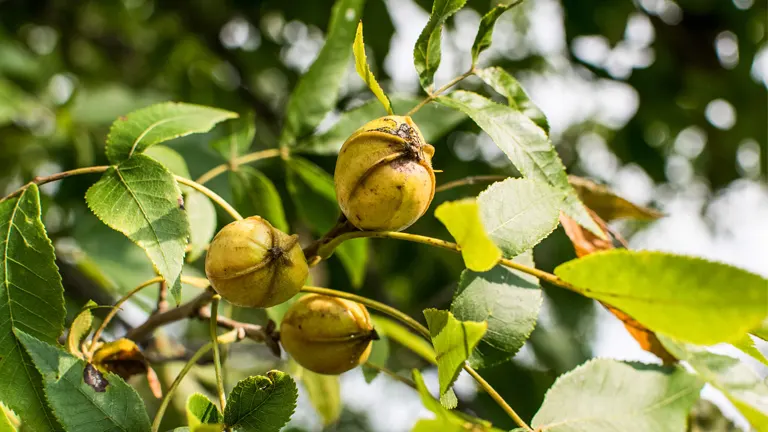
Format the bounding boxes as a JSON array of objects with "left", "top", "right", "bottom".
[
  {"left": 205, "top": 216, "right": 308, "bottom": 308},
  {"left": 334, "top": 115, "right": 436, "bottom": 231},
  {"left": 280, "top": 294, "right": 376, "bottom": 375}
]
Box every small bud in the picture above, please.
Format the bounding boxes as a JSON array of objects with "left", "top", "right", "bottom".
[
  {"left": 205, "top": 216, "right": 308, "bottom": 308},
  {"left": 335, "top": 115, "right": 436, "bottom": 231},
  {"left": 280, "top": 294, "right": 375, "bottom": 375}
]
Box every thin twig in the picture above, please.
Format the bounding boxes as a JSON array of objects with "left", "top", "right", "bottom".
[
  {"left": 126, "top": 288, "right": 216, "bottom": 342},
  {"left": 151, "top": 329, "right": 244, "bottom": 432},
  {"left": 302, "top": 215, "right": 358, "bottom": 262},
  {"left": 406, "top": 68, "right": 476, "bottom": 116},
  {"left": 155, "top": 281, "right": 169, "bottom": 315},
  {"left": 435, "top": 175, "right": 508, "bottom": 193},
  {"left": 0, "top": 166, "right": 110, "bottom": 204},
  {"left": 175, "top": 176, "right": 243, "bottom": 221},
  {"left": 196, "top": 148, "right": 282, "bottom": 185},
  {"left": 209, "top": 295, "right": 227, "bottom": 411}
]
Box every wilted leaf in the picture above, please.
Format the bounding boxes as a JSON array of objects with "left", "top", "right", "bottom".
[
  {"left": 532, "top": 358, "right": 702, "bottom": 432},
  {"left": 660, "top": 336, "right": 768, "bottom": 430},
  {"left": 209, "top": 115, "right": 255, "bottom": 160},
  {"left": 16, "top": 330, "right": 151, "bottom": 432},
  {"left": 568, "top": 175, "right": 663, "bottom": 221},
  {"left": 105, "top": 102, "right": 237, "bottom": 164},
  {"left": 230, "top": 167, "right": 288, "bottom": 232},
  {"left": 353, "top": 22, "right": 392, "bottom": 115},
  {"left": 437, "top": 91, "right": 603, "bottom": 237},
  {"left": 555, "top": 250, "right": 768, "bottom": 345},
  {"left": 435, "top": 199, "right": 501, "bottom": 271},
  {"left": 298, "top": 97, "right": 465, "bottom": 155},
  {"left": 285, "top": 157, "right": 367, "bottom": 287},
  {"left": 475, "top": 67, "right": 548, "bottom": 132},
  {"left": 413, "top": 0, "right": 468, "bottom": 90},
  {"left": 280, "top": 0, "right": 365, "bottom": 146},
  {"left": 477, "top": 178, "right": 564, "bottom": 257},
  {"left": 86, "top": 154, "right": 189, "bottom": 303},
  {"left": 0, "top": 184, "right": 64, "bottom": 431},
  {"left": 223, "top": 371, "right": 298, "bottom": 432},
  {"left": 560, "top": 211, "right": 675, "bottom": 363},
  {"left": 423, "top": 309, "right": 486, "bottom": 401},
  {"left": 187, "top": 393, "right": 222, "bottom": 426},
  {"left": 67, "top": 300, "right": 97, "bottom": 359},
  {"left": 452, "top": 252, "right": 541, "bottom": 369},
  {"left": 91, "top": 338, "right": 148, "bottom": 380},
  {"left": 82, "top": 363, "right": 108, "bottom": 393}
]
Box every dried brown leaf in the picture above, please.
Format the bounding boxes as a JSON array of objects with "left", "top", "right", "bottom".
[{"left": 569, "top": 175, "right": 663, "bottom": 222}]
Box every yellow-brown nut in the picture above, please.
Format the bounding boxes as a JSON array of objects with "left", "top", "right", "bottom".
[
  {"left": 334, "top": 115, "right": 436, "bottom": 231},
  {"left": 280, "top": 294, "right": 376, "bottom": 375},
  {"left": 205, "top": 216, "right": 308, "bottom": 308}
]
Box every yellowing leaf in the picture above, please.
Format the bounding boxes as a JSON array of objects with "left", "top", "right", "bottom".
[
  {"left": 423, "top": 309, "right": 487, "bottom": 399},
  {"left": 568, "top": 175, "right": 663, "bottom": 221},
  {"left": 555, "top": 250, "right": 768, "bottom": 345},
  {"left": 435, "top": 199, "right": 501, "bottom": 271},
  {"left": 66, "top": 300, "right": 97, "bottom": 359},
  {"left": 353, "top": 22, "right": 393, "bottom": 115},
  {"left": 91, "top": 338, "right": 148, "bottom": 380}
]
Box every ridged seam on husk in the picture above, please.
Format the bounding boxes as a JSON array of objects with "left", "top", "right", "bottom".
[{"left": 209, "top": 223, "right": 299, "bottom": 281}]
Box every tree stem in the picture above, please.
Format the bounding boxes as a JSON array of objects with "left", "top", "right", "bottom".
[
  {"left": 435, "top": 175, "right": 508, "bottom": 193},
  {"left": 210, "top": 295, "right": 227, "bottom": 411},
  {"left": 150, "top": 329, "right": 243, "bottom": 432},
  {"left": 0, "top": 166, "right": 109, "bottom": 204},
  {"left": 406, "top": 68, "right": 476, "bottom": 116},
  {"left": 196, "top": 148, "right": 282, "bottom": 185},
  {"left": 300, "top": 285, "right": 532, "bottom": 431}
]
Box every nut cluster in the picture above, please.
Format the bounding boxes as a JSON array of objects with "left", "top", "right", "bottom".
[
  {"left": 334, "top": 115, "right": 436, "bottom": 232},
  {"left": 205, "top": 216, "right": 308, "bottom": 308},
  {"left": 280, "top": 294, "right": 376, "bottom": 375}
]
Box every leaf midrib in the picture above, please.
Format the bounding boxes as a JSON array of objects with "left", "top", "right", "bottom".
[
  {"left": 1, "top": 192, "right": 58, "bottom": 430},
  {"left": 113, "top": 166, "right": 172, "bottom": 281}
]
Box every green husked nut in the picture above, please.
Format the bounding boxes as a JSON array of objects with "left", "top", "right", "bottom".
[
  {"left": 205, "top": 216, "right": 308, "bottom": 308},
  {"left": 280, "top": 294, "right": 376, "bottom": 375},
  {"left": 334, "top": 115, "right": 436, "bottom": 232}
]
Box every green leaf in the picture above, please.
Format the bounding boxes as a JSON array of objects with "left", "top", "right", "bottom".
[
  {"left": 423, "top": 309, "right": 487, "bottom": 399},
  {"left": 285, "top": 157, "right": 367, "bottom": 287},
  {"left": 66, "top": 300, "right": 97, "bottom": 359},
  {"left": 144, "top": 145, "right": 192, "bottom": 179},
  {"left": 353, "top": 22, "right": 393, "bottom": 115},
  {"left": 230, "top": 167, "right": 288, "bottom": 232},
  {"left": 532, "top": 358, "right": 702, "bottom": 432},
  {"left": 297, "top": 367, "right": 341, "bottom": 426},
  {"left": 362, "top": 333, "right": 390, "bottom": 383},
  {"left": 555, "top": 250, "right": 768, "bottom": 345},
  {"left": 451, "top": 251, "right": 541, "bottom": 369},
  {"left": 470, "top": 2, "right": 520, "bottom": 66},
  {"left": 86, "top": 154, "right": 190, "bottom": 304},
  {"left": 0, "top": 402, "right": 19, "bottom": 432},
  {"left": 0, "top": 184, "right": 65, "bottom": 431},
  {"left": 185, "top": 190, "right": 217, "bottom": 262},
  {"left": 280, "top": 0, "right": 365, "bottom": 147},
  {"left": 435, "top": 199, "right": 501, "bottom": 271},
  {"left": 475, "top": 67, "right": 548, "bottom": 132},
  {"left": 298, "top": 97, "right": 466, "bottom": 155},
  {"left": 436, "top": 91, "right": 603, "bottom": 237},
  {"left": 731, "top": 334, "right": 768, "bottom": 367},
  {"left": 568, "top": 175, "right": 663, "bottom": 221},
  {"left": 105, "top": 102, "right": 237, "bottom": 164},
  {"left": 411, "top": 370, "right": 501, "bottom": 432},
  {"left": 16, "top": 330, "right": 151, "bottom": 432},
  {"left": 413, "top": 0, "right": 468, "bottom": 90},
  {"left": 477, "top": 178, "right": 564, "bottom": 257},
  {"left": 223, "top": 371, "right": 298, "bottom": 432},
  {"left": 209, "top": 115, "right": 255, "bottom": 161},
  {"left": 372, "top": 316, "right": 436, "bottom": 364},
  {"left": 660, "top": 337, "right": 768, "bottom": 430},
  {"left": 187, "top": 393, "right": 222, "bottom": 426}
]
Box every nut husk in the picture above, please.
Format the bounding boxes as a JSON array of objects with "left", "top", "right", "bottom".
[
  {"left": 280, "top": 294, "right": 375, "bottom": 375},
  {"left": 205, "top": 216, "right": 308, "bottom": 308},
  {"left": 334, "top": 115, "right": 436, "bottom": 231}
]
